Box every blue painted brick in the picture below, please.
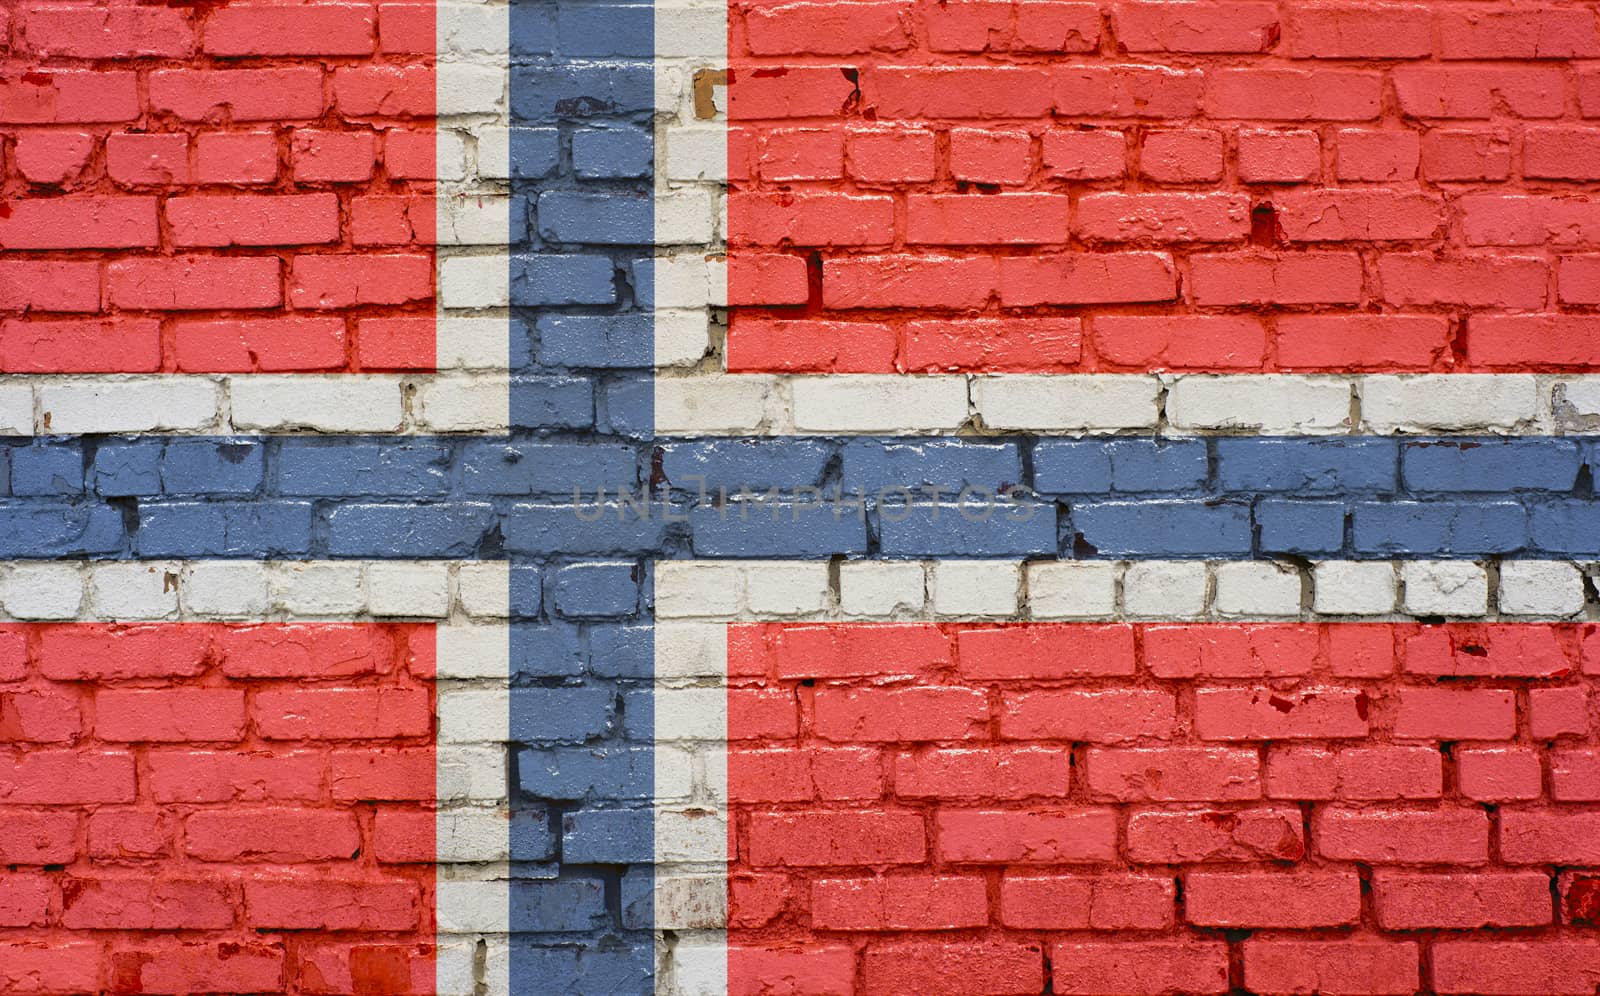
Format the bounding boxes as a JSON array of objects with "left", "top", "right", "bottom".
[
  {"left": 620, "top": 867, "right": 655, "bottom": 929},
  {"left": 1352, "top": 501, "right": 1528, "bottom": 555},
  {"left": 512, "top": 808, "right": 556, "bottom": 862},
  {"left": 1073, "top": 500, "right": 1252, "bottom": 556},
  {"left": 550, "top": 562, "right": 640, "bottom": 618},
  {"left": 509, "top": 945, "right": 651, "bottom": 995},
  {"left": 0, "top": 504, "right": 122, "bottom": 557},
  {"left": 509, "top": 879, "right": 610, "bottom": 933},
  {"left": 509, "top": 64, "right": 655, "bottom": 123},
  {"left": 660, "top": 440, "right": 832, "bottom": 494},
  {"left": 1531, "top": 501, "right": 1600, "bottom": 555},
  {"left": 537, "top": 192, "right": 652, "bottom": 245},
  {"left": 562, "top": 808, "right": 652, "bottom": 863},
  {"left": 160, "top": 439, "right": 262, "bottom": 496},
  {"left": 512, "top": 256, "right": 617, "bottom": 306},
  {"left": 1256, "top": 500, "right": 1346, "bottom": 555},
  {"left": 601, "top": 377, "right": 653, "bottom": 438},
  {"left": 588, "top": 624, "right": 652, "bottom": 679},
  {"left": 1215, "top": 438, "right": 1398, "bottom": 494},
  {"left": 878, "top": 501, "right": 1057, "bottom": 557},
  {"left": 842, "top": 440, "right": 1023, "bottom": 494},
  {"left": 276, "top": 440, "right": 451, "bottom": 497},
  {"left": 511, "top": 687, "right": 615, "bottom": 744},
  {"left": 690, "top": 502, "right": 868, "bottom": 556},
  {"left": 506, "top": 503, "right": 671, "bottom": 555},
  {"left": 556, "top": 4, "right": 653, "bottom": 56},
  {"left": 464, "top": 441, "right": 638, "bottom": 496},
  {"left": 507, "top": 127, "right": 560, "bottom": 179},
  {"left": 511, "top": 567, "right": 545, "bottom": 619},
  {"left": 1032, "top": 440, "right": 1113, "bottom": 494},
  {"left": 518, "top": 747, "right": 653, "bottom": 801},
  {"left": 571, "top": 127, "right": 653, "bottom": 179},
  {"left": 512, "top": 625, "right": 587, "bottom": 679},
  {"left": 507, "top": 1, "right": 555, "bottom": 55},
  {"left": 11, "top": 443, "right": 83, "bottom": 496},
  {"left": 620, "top": 690, "right": 660, "bottom": 740},
  {"left": 134, "top": 502, "right": 313, "bottom": 557},
  {"left": 1107, "top": 438, "right": 1208, "bottom": 492},
  {"left": 324, "top": 503, "right": 495, "bottom": 557},
  {"left": 0, "top": 448, "right": 11, "bottom": 496},
  {"left": 512, "top": 376, "right": 595, "bottom": 429},
  {"left": 1402, "top": 439, "right": 1583, "bottom": 493},
  {"left": 91, "top": 441, "right": 161, "bottom": 496},
  {"left": 537, "top": 314, "right": 653, "bottom": 368}
]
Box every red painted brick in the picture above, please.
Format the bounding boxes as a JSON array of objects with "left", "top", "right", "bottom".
[
  {"left": 0, "top": 751, "right": 135, "bottom": 803},
  {"left": 1086, "top": 746, "right": 1260, "bottom": 801},
  {"left": 948, "top": 127, "right": 1032, "bottom": 185},
  {"left": 37, "top": 625, "right": 211, "bottom": 680},
  {"left": 1205, "top": 68, "right": 1382, "bottom": 120},
  {"left": 1433, "top": 940, "right": 1600, "bottom": 995},
  {"left": 1379, "top": 254, "right": 1547, "bottom": 310},
  {"left": 745, "top": 2, "right": 912, "bottom": 55},
  {"left": 185, "top": 810, "right": 360, "bottom": 862},
  {"left": 11, "top": 129, "right": 93, "bottom": 184},
  {"left": 293, "top": 943, "right": 435, "bottom": 995},
  {"left": 0, "top": 942, "right": 101, "bottom": 993},
  {"left": 771, "top": 623, "right": 950, "bottom": 679},
  {"left": 957, "top": 624, "right": 1136, "bottom": 679},
  {"left": 893, "top": 746, "right": 1069, "bottom": 799},
  {"left": 330, "top": 747, "right": 434, "bottom": 802},
  {"left": 0, "top": 260, "right": 100, "bottom": 313},
  {"left": 810, "top": 875, "right": 987, "bottom": 930},
  {"left": 147, "top": 749, "right": 324, "bottom": 804},
  {"left": 1243, "top": 938, "right": 1419, "bottom": 996},
  {"left": 1530, "top": 686, "right": 1589, "bottom": 738},
  {"left": 0, "top": 810, "right": 77, "bottom": 864},
  {"left": 150, "top": 68, "right": 324, "bottom": 122},
  {"left": 1052, "top": 940, "right": 1229, "bottom": 995},
  {"left": 1000, "top": 873, "right": 1174, "bottom": 929},
  {"left": 1117, "top": 1, "right": 1279, "bottom": 53},
  {"left": 167, "top": 193, "right": 340, "bottom": 247},
  {"left": 105, "top": 133, "right": 191, "bottom": 187},
  {"left": 1093, "top": 315, "right": 1266, "bottom": 370},
  {"left": 1141, "top": 129, "right": 1225, "bottom": 183},
  {"left": 0, "top": 689, "right": 80, "bottom": 743},
  {"left": 96, "top": 689, "right": 245, "bottom": 743},
  {"left": 731, "top": 192, "right": 895, "bottom": 247},
  {"left": 0, "top": 318, "right": 160, "bottom": 374},
  {"left": 1460, "top": 747, "right": 1544, "bottom": 800},
  {"left": 1194, "top": 686, "right": 1370, "bottom": 740},
  {"left": 293, "top": 130, "right": 379, "bottom": 182},
  {"left": 999, "top": 253, "right": 1178, "bottom": 305},
  {"left": 731, "top": 746, "right": 883, "bottom": 802},
  {"left": 1237, "top": 129, "right": 1321, "bottom": 183},
  {"left": 254, "top": 688, "right": 430, "bottom": 740},
  {"left": 24, "top": 4, "right": 194, "bottom": 58},
  {"left": 174, "top": 317, "right": 348, "bottom": 373},
  {"left": 1315, "top": 806, "right": 1490, "bottom": 863},
  {"left": 108, "top": 257, "right": 282, "bottom": 311},
  {"left": 903, "top": 317, "right": 1082, "bottom": 372},
  {"left": 1042, "top": 129, "right": 1126, "bottom": 179},
  {"left": 1277, "top": 314, "right": 1449, "bottom": 371},
  {"left": 861, "top": 940, "right": 1044, "bottom": 996},
  {"left": 908, "top": 192, "right": 1072, "bottom": 245},
  {"left": 87, "top": 809, "right": 170, "bottom": 861},
  {"left": 999, "top": 688, "right": 1176, "bottom": 742},
  {"left": 62, "top": 878, "right": 232, "bottom": 930},
  {"left": 1393, "top": 66, "right": 1565, "bottom": 119},
  {"left": 936, "top": 808, "right": 1117, "bottom": 863},
  {"left": 0, "top": 71, "right": 139, "bottom": 124},
  {"left": 205, "top": 4, "right": 374, "bottom": 56},
  {"left": 1076, "top": 192, "right": 1250, "bottom": 243},
  {"left": 728, "top": 946, "right": 855, "bottom": 996},
  {"left": 1189, "top": 252, "right": 1364, "bottom": 306},
  {"left": 244, "top": 878, "right": 419, "bottom": 931},
  {"left": 1438, "top": 8, "right": 1600, "bottom": 60},
  {"left": 1186, "top": 869, "right": 1361, "bottom": 927},
  {"left": 812, "top": 687, "right": 987, "bottom": 742},
  {"left": 1375, "top": 870, "right": 1551, "bottom": 929},
  {"left": 746, "top": 810, "right": 925, "bottom": 866},
  {"left": 1287, "top": 2, "right": 1431, "bottom": 57},
  {"left": 194, "top": 132, "right": 280, "bottom": 185},
  {"left": 0, "top": 197, "right": 157, "bottom": 250},
  {"left": 1126, "top": 807, "right": 1305, "bottom": 863},
  {"left": 1552, "top": 748, "right": 1600, "bottom": 801},
  {"left": 847, "top": 127, "right": 936, "bottom": 183},
  {"left": 122, "top": 943, "right": 286, "bottom": 995},
  {"left": 1336, "top": 129, "right": 1420, "bottom": 181},
  {"left": 1275, "top": 189, "right": 1443, "bottom": 241},
  {"left": 1395, "top": 687, "right": 1516, "bottom": 739},
  {"left": 1144, "top": 624, "right": 1318, "bottom": 677}
]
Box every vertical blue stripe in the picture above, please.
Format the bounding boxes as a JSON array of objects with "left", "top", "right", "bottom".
[{"left": 509, "top": 0, "right": 658, "bottom": 989}]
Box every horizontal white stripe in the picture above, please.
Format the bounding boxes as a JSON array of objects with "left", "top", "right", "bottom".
[
  {"left": 654, "top": 372, "right": 1600, "bottom": 436},
  {"left": 652, "top": 558, "right": 1595, "bottom": 623}
]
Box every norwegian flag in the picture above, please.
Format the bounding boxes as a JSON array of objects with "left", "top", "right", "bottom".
[{"left": 5, "top": 0, "right": 1600, "bottom": 994}]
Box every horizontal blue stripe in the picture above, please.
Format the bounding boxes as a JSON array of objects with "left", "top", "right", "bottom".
[{"left": 6, "top": 435, "right": 1598, "bottom": 560}]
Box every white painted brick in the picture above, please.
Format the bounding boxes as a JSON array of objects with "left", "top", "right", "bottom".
[
  {"left": 432, "top": 130, "right": 469, "bottom": 182},
  {"left": 664, "top": 126, "right": 727, "bottom": 182},
  {"left": 839, "top": 561, "right": 926, "bottom": 617},
  {"left": 438, "top": 194, "right": 512, "bottom": 245},
  {"left": 40, "top": 379, "right": 218, "bottom": 434},
  {"left": 473, "top": 126, "right": 512, "bottom": 180},
  {"left": 437, "top": 745, "right": 508, "bottom": 802},
  {"left": 437, "top": 625, "right": 509, "bottom": 680},
  {"left": 1213, "top": 562, "right": 1302, "bottom": 618},
  {"left": 656, "top": 561, "right": 744, "bottom": 617},
  {"left": 181, "top": 562, "right": 269, "bottom": 618},
  {"left": 1123, "top": 561, "right": 1207, "bottom": 617},
  {"left": 746, "top": 562, "right": 829, "bottom": 615},
  {"left": 1499, "top": 560, "right": 1587, "bottom": 617},
  {"left": 0, "top": 564, "right": 83, "bottom": 620},
  {"left": 655, "top": 623, "right": 728, "bottom": 680},
  {"left": 437, "top": 64, "right": 506, "bottom": 117},
  {"left": 230, "top": 377, "right": 403, "bottom": 433},
  {"left": 437, "top": 807, "right": 510, "bottom": 862},
  {"left": 366, "top": 562, "right": 450, "bottom": 617},
  {"left": 652, "top": 874, "right": 726, "bottom": 930},
  {"left": 441, "top": 254, "right": 511, "bottom": 309},
  {"left": 1166, "top": 375, "right": 1351, "bottom": 434},
  {"left": 657, "top": 744, "right": 696, "bottom": 801},
  {"left": 88, "top": 562, "right": 180, "bottom": 620},
  {"left": 656, "top": 375, "right": 776, "bottom": 433},
  {"left": 0, "top": 384, "right": 33, "bottom": 435},
  {"left": 1312, "top": 560, "right": 1396, "bottom": 616},
  {"left": 439, "top": 689, "right": 510, "bottom": 743},
  {"left": 657, "top": 190, "right": 716, "bottom": 245},
  {"left": 975, "top": 375, "right": 1160, "bottom": 432},
  {"left": 792, "top": 376, "right": 969, "bottom": 433},
  {"left": 438, "top": 3, "right": 510, "bottom": 54},
  {"left": 1361, "top": 375, "right": 1538, "bottom": 433},
  {"left": 655, "top": 309, "right": 712, "bottom": 367},
  {"left": 651, "top": 254, "right": 714, "bottom": 309},
  {"left": 656, "top": 2, "right": 726, "bottom": 58},
  {"left": 434, "top": 937, "right": 479, "bottom": 996},
  {"left": 1026, "top": 561, "right": 1118, "bottom": 619},
  {"left": 668, "top": 939, "right": 728, "bottom": 996},
  {"left": 932, "top": 560, "right": 1020, "bottom": 616},
  {"left": 1559, "top": 378, "right": 1600, "bottom": 418},
  {"left": 706, "top": 255, "right": 729, "bottom": 307},
  {"left": 435, "top": 320, "right": 508, "bottom": 371},
  {"left": 436, "top": 880, "right": 508, "bottom": 934},
  {"left": 416, "top": 376, "right": 510, "bottom": 431},
  {"left": 457, "top": 563, "right": 510, "bottom": 617},
  {"left": 1401, "top": 561, "right": 1490, "bottom": 616},
  {"left": 654, "top": 687, "right": 726, "bottom": 741},
  {"left": 269, "top": 563, "right": 365, "bottom": 616},
  {"left": 657, "top": 808, "right": 727, "bottom": 863}
]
